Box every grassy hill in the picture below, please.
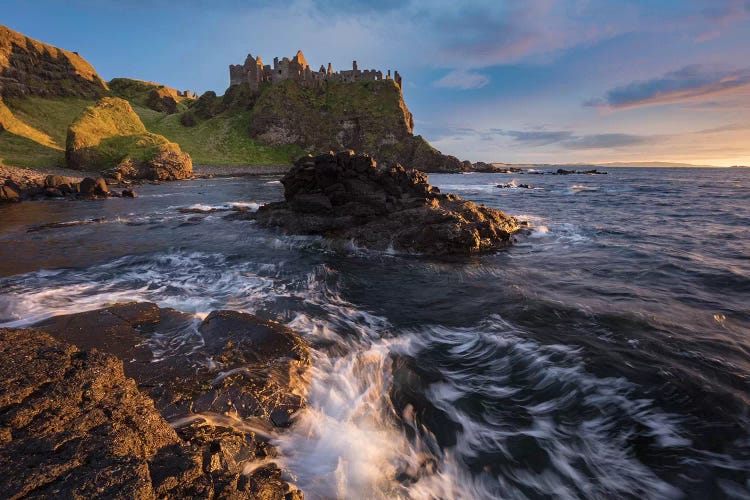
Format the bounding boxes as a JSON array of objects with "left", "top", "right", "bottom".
[
  {"left": 0, "top": 96, "right": 94, "bottom": 167},
  {"left": 0, "top": 24, "right": 458, "bottom": 171},
  {"left": 132, "top": 105, "right": 303, "bottom": 166}
]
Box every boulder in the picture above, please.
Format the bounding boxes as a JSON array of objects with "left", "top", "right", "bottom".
[
  {"left": 0, "top": 185, "right": 20, "bottom": 202},
  {"left": 122, "top": 188, "right": 137, "bottom": 197},
  {"left": 253, "top": 151, "right": 520, "bottom": 255},
  {"left": 103, "top": 146, "right": 193, "bottom": 181},
  {"left": 78, "top": 176, "right": 109, "bottom": 197},
  {"left": 44, "top": 174, "right": 72, "bottom": 188},
  {"left": 65, "top": 97, "right": 192, "bottom": 180},
  {"left": 144, "top": 145, "right": 193, "bottom": 181}
]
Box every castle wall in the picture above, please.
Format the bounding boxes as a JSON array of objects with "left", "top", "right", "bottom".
[{"left": 229, "top": 51, "right": 400, "bottom": 90}]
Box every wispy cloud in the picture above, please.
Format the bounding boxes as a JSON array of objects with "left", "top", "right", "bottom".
[
  {"left": 587, "top": 65, "right": 750, "bottom": 109},
  {"left": 434, "top": 69, "right": 490, "bottom": 90},
  {"left": 492, "top": 129, "right": 650, "bottom": 150},
  {"left": 492, "top": 129, "right": 573, "bottom": 146}
]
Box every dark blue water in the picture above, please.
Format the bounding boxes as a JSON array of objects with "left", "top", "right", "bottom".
[{"left": 0, "top": 168, "right": 748, "bottom": 499}]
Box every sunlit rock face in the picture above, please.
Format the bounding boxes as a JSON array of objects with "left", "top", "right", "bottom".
[{"left": 0, "top": 302, "right": 309, "bottom": 498}]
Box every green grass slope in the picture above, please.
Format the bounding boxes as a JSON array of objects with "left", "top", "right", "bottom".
[
  {"left": 134, "top": 105, "right": 303, "bottom": 165},
  {"left": 0, "top": 96, "right": 94, "bottom": 167},
  {"left": 66, "top": 97, "right": 181, "bottom": 170}
]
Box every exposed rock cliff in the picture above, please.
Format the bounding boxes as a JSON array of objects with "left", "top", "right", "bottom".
[
  {"left": 0, "top": 24, "right": 107, "bottom": 98},
  {"left": 246, "top": 79, "right": 464, "bottom": 172},
  {"left": 253, "top": 151, "right": 520, "bottom": 254}
]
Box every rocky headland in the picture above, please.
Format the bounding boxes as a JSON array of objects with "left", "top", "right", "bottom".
[
  {"left": 251, "top": 151, "right": 521, "bottom": 255},
  {"left": 0, "top": 302, "right": 308, "bottom": 498}
]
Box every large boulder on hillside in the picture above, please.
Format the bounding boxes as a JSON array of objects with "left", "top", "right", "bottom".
[
  {"left": 146, "top": 88, "right": 178, "bottom": 114},
  {"left": 253, "top": 151, "right": 521, "bottom": 255},
  {"left": 65, "top": 97, "right": 192, "bottom": 179}
]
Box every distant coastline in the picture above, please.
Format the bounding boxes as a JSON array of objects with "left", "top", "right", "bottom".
[{"left": 491, "top": 161, "right": 728, "bottom": 168}]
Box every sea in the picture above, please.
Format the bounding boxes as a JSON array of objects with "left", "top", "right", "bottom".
[{"left": 0, "top": 167, "right": 748, "bottom": 499}]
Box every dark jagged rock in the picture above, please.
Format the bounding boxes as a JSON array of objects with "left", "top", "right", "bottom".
[
  {"left": 34, "top": 303, "right": 309, "bottom": 422},
  {"left": 0, "top": 327, "right": 181, "bottom": 498},
  {"left": 26, "top": 302, "right": 309, "bottom": 497},
  {"left": 79, "top": 176, "right": 109, "bottom": 198},
  {"left": 253, "top": 151, "right": 520, "bottom": 255},
  {"left": 104, "top": 147, "right": 193, "bottom": 182},
  {"left": 0, "top": 184, "right": 20, "bottom": 202},
  {"left": 554, "top": 168, "right": 607, "bottom": 175},
  {"left": 0, "top": 324, "right": 306, "bottom": 498}
]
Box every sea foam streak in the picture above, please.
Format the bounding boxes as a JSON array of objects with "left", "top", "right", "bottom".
[{"left": 0, "top": 248, "right": 733, "bottom": 499}]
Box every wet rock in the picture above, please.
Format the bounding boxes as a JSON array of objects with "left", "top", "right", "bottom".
[
  {"left": 44, "top": 174, "right": 73, "bottom": 188},
  {"left": 147, "top": 146, "right": 193, "bottom": 181},
  {"left": 0, "top": 328, "right": 180, "bottom": 498},
  {"left": 44, "top": 187, "right": 64, "bottom": 197},
  {"left": 552, "top": 168, "right": 607, "bottom": 175},
  {"left": 254, "top": 151, "right": 520, "bottom": 255},
  {"left": 0, "top": 184, "right": 20, "bottom": 202},
  {"left": 30, "top": 303, "right": 309, "bottom": 497},
  {"left": 78, "top": 177, "right": 109, "bottom": 198},
  {"left": 122, "top": 188, "right": 137, "bottom": 198},
  {"left": 0, "top": 325, "right": 306, "bottom": 498},
  {"left": 103, "top": 147, "right": 193, "bottom": 182}
]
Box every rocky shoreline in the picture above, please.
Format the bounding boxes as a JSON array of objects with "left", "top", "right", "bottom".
[{"left": 0, "top": 302, "right": 308, "bottom": 498}]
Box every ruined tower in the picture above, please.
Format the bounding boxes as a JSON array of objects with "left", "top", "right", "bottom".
[{"left": 230, "top": 52, "right": 402, "bottom": 90}]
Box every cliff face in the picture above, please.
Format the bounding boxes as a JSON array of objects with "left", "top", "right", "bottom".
[
  {"left": 0, "top": 24, "right": 107, "bottom": 98},
  {"left": 246, "top": 79, "right": 464, "bottom": 172}
]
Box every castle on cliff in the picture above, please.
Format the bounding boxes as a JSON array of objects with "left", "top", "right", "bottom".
[{"left": 229, "top": 50, "right": 402, "bottom": 91}]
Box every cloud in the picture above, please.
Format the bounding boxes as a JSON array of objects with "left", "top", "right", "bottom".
[
  {"left": 491, "top": 129, "right": 650, "bottom": 150},
  {"left": 433, "top": 69, "right": 490, "bottom": 90},
  {"left": 492, "top": 129, "right": 573, "bottom": 146},
  {"left": 562, "top": 133, "right": 649, "bottom": 149},
  {"left": 587, "top": 64, "right": 750, "bottom": 109}
]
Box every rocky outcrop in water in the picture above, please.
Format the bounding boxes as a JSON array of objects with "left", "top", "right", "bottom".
[
  {"left": 0, "top": 302, "right": 309, "bottom": 498},
  {"left": 252, "top": 151, "right": 520, "bottom": 255}
]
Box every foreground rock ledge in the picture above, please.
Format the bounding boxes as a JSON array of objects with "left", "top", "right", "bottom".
[
  {"left": 253, "top": 151, "right": 521, "bottom": 255},
  {"left": 0, "top": 302, "right": 308, "bottom": 499}
]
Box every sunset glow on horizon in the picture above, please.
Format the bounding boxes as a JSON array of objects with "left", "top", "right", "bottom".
[{"left": 3, "top": 0, "right": 749, "bottom": 165}]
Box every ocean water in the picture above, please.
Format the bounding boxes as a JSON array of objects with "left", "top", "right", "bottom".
[{"left": 0, "top": 168, "right": 748, "bottom": 499}]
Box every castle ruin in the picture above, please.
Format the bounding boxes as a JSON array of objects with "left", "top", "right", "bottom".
[{"left": 229, "top": 50, "right": 402, "bottom": 91}]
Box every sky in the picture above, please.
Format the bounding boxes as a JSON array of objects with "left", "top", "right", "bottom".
[{"left": 3, "top": 0, "right": 750, "bottom": 165}]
